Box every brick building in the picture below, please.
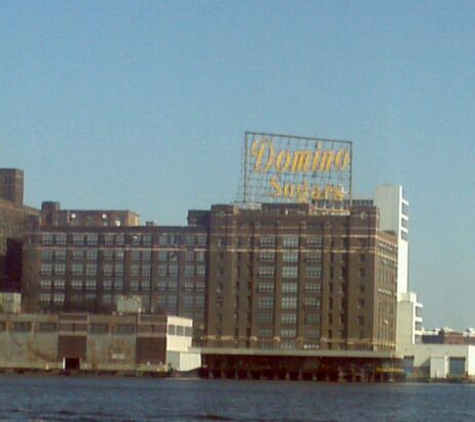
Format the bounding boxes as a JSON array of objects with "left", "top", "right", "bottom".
[{"left": 21, "top": 201, "right": 397, "bottom": 352}]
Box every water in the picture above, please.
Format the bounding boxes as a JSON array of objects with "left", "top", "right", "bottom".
[{"left": 0, "top": 375, "right": 474, "bottom": 422}]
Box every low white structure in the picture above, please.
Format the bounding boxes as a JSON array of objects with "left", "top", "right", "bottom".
[
  {"left": 397, "top": 293, "right": 475, "bottom": 379},
  {"left": 166, "top": 316, "right": 201, "bottom": 372}
]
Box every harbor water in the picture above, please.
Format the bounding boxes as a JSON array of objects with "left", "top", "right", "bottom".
[{"left": 0, "top": 375, "right": 474, "bottom": 421}]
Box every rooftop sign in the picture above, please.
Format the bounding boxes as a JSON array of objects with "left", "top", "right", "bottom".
[{"left": 237, "top": 132, "right": 352, "bottom": 213}]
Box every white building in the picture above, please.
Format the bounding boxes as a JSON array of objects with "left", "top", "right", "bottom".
[
  {"left": 396, "top": 292, "right": 424, "bottom": 349},
  {"left": 374, "top": 185, "right": 409, "bottom": 295}
]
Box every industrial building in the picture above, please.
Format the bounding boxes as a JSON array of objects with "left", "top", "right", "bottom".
[{"left": 0, "top": 311, "right": 199, "bottom": 373}]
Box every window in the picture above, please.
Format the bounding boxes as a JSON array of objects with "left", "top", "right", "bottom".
[
  {"left": 56, "top": 234, "right": 67, "bottom": 245},
  {"left": 86, "top": 249, "right": 97, "bottom": 260},
  {"left": 103, "top": 264, "right": 113, "bottom": 276},
  {"left": 143, "top": 235, "right": 152, "bottom": 246},
  {"left": 12, "top": 322, "right": 31, "bottom": 332},
  {"left": 132, "top": 251, "right": 141, "bottom": 261},
  {"left": 53, "top": 293, "right": 65, "bottom": 303},
  {"left": 115, "top": 249, "right": 125, "bottom": 260},
  {"left": 260, "top": 235, "right": 275, "bottom": 247},
  {"left": 104, "top": 250, "right": 113, "bottom": 261},
  {"left": 115, "top": 324, "right": 135, "bottom": 335},
  {"left": 281, "top": 296, "right": 298, "bottom": 310},
  {"left": 305, "top": 314, "right": 320, "bottom": 324},
  {"left": 307, "top": 236, "right": 323, "bottom": 247},
  {"left": 55, "top": 249, "right": 66, "bottom": 260},
  {"left": 86, "top": 264, "right": 97, "bottom": 276},
  {"left": 306, "top": 250, "right": 322, "bottom": 262},
  {"left": 42, "top": 234, "right": 53, "bottom": 245},
  {"left": 38, "top": 322, "right": 57, "bottom": 333},
  {"left": 283, "top": 250, "right": 299, "bottom": 263},
  {"left": 54, "top": 279, "right": 65, "bottom": 289},
  {"left": 282, "top": 282, "right": 298, "bottom": 294},
  {"left": 283, "top": 236, "right": 299, "bottom": 248},
  {"left": 196, "top": 294, "right": 205, "bottom": 307},
  {"left": 304, "top": 297, "right": 320, "bottom": 309},
  {"left": 54, "top": 263, "right": 66, "bottom": 275},
  {"left": 72, "top": 264, "right": 83, "bottom": 276},
  {"left": 259, "top": 251, "right": 275, "bottom": 261},
  {"left": 259, "top": 265, "right": 275, "bottom": 278},
  {"left": 40, "top": 293, "right": 50, "bottom": 303},
  {"left": 305, "top": 328, "right": 320, "bottom": 339},
  {"left": 258, "top": 296, "right": 274, "bottom": 310},
  {"left": 116, "top": 234, "right": 125, "bottom": 245},
  {"left": 71, "top": 279, "right": 82, "bottom": 290},
  {"left": 258, "top": 328, "right": 273, "bottom": 338},
  {"left": 115, "top": 264, "right": 124, "bottom": 276},
  {"left": 90, "top": 323, "right": 109, "bottom": 334},
  {"left": 131, "top": 265, "right": 140, "bottom": 276},
  {"left": 41, "top": 264, "right": 52, "bottom": 275},
  {"left": 72, "top": 249, "right": 84, "bottom": 260},
  {"left": 41, "top": 250, "right": 53, "bottom": 260},
  {"left": 258, "top": 281, "right": 274, "bottom": 292},
  {"left": 197, "top": 235, "right": 207, "bottom": 246},
  {"left": 305, "top": 283, "right": 321, "bottom": 293},
  {"left": 40, "top": 279, "right": 52, "bottom": 289},
  {"left": 281, "top": 328, "right": 296, "bottom": 338},
  {"left": 169, "top": 264, "right": 178, "bottom": 277},
  {"left": 281, "top": 313, "right": 297, "bottom": 324},
  {"left": 104, "top": 234, "right": 114, "bottom": 246},
  {"left": 258, "top": 313, "right": 273, "bottom": 323},
  {"left": 185, "top": 236, "right": 195, "bottom": 247},
  {"left": 85, "top": 293, "right": 96, "bottom": 301},
  {"left": 86, "top": 234, "right": 98, "bottom": 245},
  {"left": 85, "top": 280, "right": 96, "bottom": 290},
  {"left": 185, "top": 265, "right": 194, "bottom": 277},
  {"left": 306, "top": 266, "right": 322, "bottom": 278},
  {"left": 184, "top": 294, "right": 194, "bottom": 308},
  {"left": 141, "top": 265, "right": 151, "bottom": 277},
  {"left": 72, "top": 234, "right": 84, "bottom": 246},
  {"left": 282, "top": 266, "right": 298, "bottom": 278},
  {"left": 280, "top": 341, "right": 296, "bottom": 350}
]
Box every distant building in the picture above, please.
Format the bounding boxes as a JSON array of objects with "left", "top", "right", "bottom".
[
  {"left": 374, "top": 185, "right": 409, "bottom": 295},
  {"left": 40, "top": 201, "right": 140, "bottom": 227},
  {"left": 0, "top": 169, "right": 39, "bottom": 292},
  {"left": 396, "top": 292, "right": 424, "bottom": 349}
]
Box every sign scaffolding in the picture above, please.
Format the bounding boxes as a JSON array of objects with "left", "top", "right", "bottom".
[{"left": 236, "top": 132, "right": 352, "bottom": 214}]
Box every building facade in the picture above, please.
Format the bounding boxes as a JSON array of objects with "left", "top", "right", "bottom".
[{"left": 22, "top": 202, "right": 398, "bottom": 353}]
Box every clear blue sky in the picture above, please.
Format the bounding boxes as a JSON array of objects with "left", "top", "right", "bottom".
[{"left": 1, "top": 1, "right": 474, "bottom": 330}]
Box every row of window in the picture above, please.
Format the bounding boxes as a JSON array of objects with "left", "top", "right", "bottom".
[
  {"left": 258, "top": 265, "right": 322, "bottom": 279},
  {"left": 257, "top": 312, "right": 320, "bottom": 324},
  {"left": 257, "top": 281, "right": 322, "bottom": 294},
  {"left": 257, "top": 296, "right": 321, "bottom": 310},
  {"left": 40, "top": 263, "right": 207, "bottom": 278},
  {"left": 257, "top": 328, "right": 320, "bottom": 339},
  {"left": 41, "top": 249, "right": 208, "bottom": 262},
  {"left": 41, "top": 233, "right": 207, "bottom": 247}
]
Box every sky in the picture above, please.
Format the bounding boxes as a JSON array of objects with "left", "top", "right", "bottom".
[{"left": 0, "top": 0, "right": 474, "bottom": 330}]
